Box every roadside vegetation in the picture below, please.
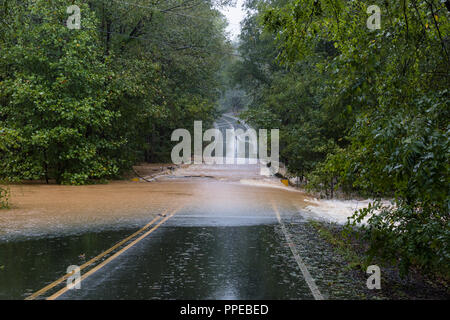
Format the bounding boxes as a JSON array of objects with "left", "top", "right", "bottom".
[
  {"left": 309, "top": 220, "right": 449, "bottom": 299},
  {"left": 231, "top": 0, "right": 449, "bottom": 278},
  {"left": 0, "top": 184, "right": 9, "bottom": 209}
]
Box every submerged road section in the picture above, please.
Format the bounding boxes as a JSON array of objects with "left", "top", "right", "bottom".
[{"left": 0, "top": 114, "right": 352, "bottom": 300}]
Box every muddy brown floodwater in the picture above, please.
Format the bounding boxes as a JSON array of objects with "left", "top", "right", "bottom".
[
  {"left": 0, "top": 162, "right": 322, "bottom": 300},
  {"left": 1, "top": 170, "right": 310, "bottom": 241},
  {"left": 0, "top": 114, "right": 446, "bottom": 300},
  {"left": 1, "top": 115, "right": 370, "bottom": 300}
]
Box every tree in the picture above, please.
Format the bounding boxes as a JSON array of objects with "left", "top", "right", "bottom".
[
  {"left": 0, "top": 1, "right": 124, "bottom": 184},
  {"left": 236, "top": 0, "right": 449, "bottom": 275},
  {"left": 0, "top": 0, "right": 230, "bottom": 183}
]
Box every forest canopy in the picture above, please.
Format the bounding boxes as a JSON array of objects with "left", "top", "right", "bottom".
[{"left": 0, "top": 0, "right": 232, "bottom": 184}]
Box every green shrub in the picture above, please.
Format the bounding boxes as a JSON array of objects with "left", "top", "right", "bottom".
[
  {"left": 348, "top": 200, "right": 449, "bottom": 278},
  {"left": 0, "top": 185, "right": 9, "bottom": 209}
]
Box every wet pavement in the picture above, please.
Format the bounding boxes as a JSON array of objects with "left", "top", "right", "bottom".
[
  {"left": 60, "top": 224, "right": 314, "bottom": 300},
  {"left": 0, "top": 115, "right": 369, "bottom": 300}
]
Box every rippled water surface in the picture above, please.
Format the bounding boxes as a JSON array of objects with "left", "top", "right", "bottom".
[{"left": 0, "top": 115, "right": 371, "bottom": 300}]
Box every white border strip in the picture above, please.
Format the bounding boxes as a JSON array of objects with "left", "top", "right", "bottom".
[{"left": 272, "top": 201, "right": 324, "bottom": 300}]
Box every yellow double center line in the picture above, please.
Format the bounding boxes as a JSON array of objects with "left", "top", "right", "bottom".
[{"left": 25, "top": 205, "right": 182, "bottom": 300}]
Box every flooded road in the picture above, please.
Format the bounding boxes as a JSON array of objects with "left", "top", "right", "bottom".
[
  {"left": 59, "top": 224, "right": 314, "bottom": 300},
  {"left": 0, "top": 114, "right": 368, "bottom": 300},
  {"left": 0, "top": 181, "right": 321, "bottom": 300}
]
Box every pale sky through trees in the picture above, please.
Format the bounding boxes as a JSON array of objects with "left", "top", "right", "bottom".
[{"left": 219, "top": 0, "right": 245, "bottom": 40}]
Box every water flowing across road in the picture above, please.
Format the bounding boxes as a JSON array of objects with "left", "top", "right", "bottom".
[{"left": 0, "top": 115, "right": 370, "bottom": 300}]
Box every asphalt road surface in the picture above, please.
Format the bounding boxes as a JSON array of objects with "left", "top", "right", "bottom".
[{"left": 0, "top": 114, "right": 328, "bottom": 300}]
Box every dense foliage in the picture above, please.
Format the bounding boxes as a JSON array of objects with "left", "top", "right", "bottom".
[
  {"left": 0, "top": 0, "right": 230, "bottom": 184},
  {"left": 234, "top": 0, "right": 449, "bottom": 275},
  {"left": 0, "top": 184, "right": 8, "bottom": 208}
]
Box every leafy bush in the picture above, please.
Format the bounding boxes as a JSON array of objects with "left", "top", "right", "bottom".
[
  {"left": 349, "top": 200, "right": 449, "bottom": 277},
  {"left": 0, "top": 184, "right": 9, "bottom": 209}
]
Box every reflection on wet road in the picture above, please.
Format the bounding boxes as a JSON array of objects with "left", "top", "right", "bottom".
[
  {"left": 0, "top": 114, "right": 338, "bottom": 300},
  {"left": 0, "top": 228, "right": 137, "bottom": 299},
  {"left": 0, "top": 192, "right": 318, "bottom": 300},
  {"left": 60, "top": 224, "right": 313, "bottom": 300}
]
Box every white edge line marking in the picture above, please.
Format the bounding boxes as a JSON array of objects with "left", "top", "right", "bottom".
[{"left": 272, "top": 201, "right": 324, "bottom": 300}]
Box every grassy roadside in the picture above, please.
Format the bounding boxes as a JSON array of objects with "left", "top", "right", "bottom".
[
  {"left": 309, "top": 220, "right": 366, "bottom": 272},
  {"left": 308, "top": 220, "right": 450, "bottom": 299}
]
